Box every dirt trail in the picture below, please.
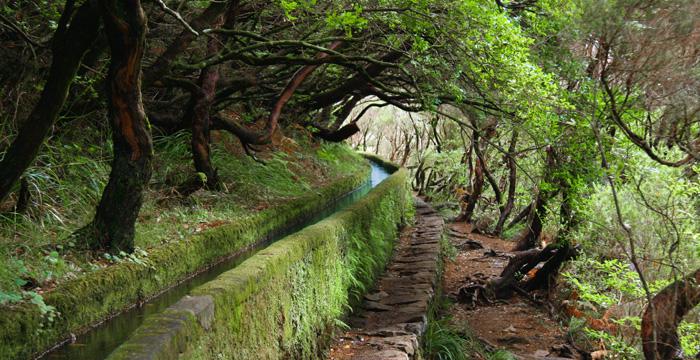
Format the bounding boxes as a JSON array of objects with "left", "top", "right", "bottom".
[{"left": 444, "top": 222, "right": 579, "bottom": 360}]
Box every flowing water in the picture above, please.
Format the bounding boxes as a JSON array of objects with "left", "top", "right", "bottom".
[{"left": 41, "top": 160, "right": 392, "bottom": 360}]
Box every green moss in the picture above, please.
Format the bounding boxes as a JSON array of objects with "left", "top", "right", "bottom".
[
  {"left": 0, "top": 162, "right": 370, "bottom": 360},
  {"left": 108, "top": 167, "right": 413, "bottom": 360},
  {"left": 107, "top": 308, "right": 201, "bottom": 360}
]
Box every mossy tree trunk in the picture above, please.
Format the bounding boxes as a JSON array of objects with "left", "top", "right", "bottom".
[
  {"left": 0, "top": 0, "right": 100, "bottom": 203},
  {"left": 84, "top": 0, "right": 152, "bottom": 253}
]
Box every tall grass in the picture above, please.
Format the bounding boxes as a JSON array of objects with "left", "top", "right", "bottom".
[{"left": 423, "top": 317, "right": 468, "bottom": 360}]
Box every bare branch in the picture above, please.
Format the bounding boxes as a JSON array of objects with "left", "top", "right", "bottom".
[{"left": 155, "top": 0, "right": 199, "bottom": 36}]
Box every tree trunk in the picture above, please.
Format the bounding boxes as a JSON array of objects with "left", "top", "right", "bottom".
[
  {"left": 506, "top": 203, "right": 531, "bottom": 231},
  {"left": 463, "top": 131, "right": 485, "bottom": 222},
  {"left": 494, "top": 130, "right": 518, "bottom": 235},
  {"left": 13, "top": 178, "right": 30, "bottom": 214},
  {"left": 0, "top": 1, "right": 100, "bottom": 203},
  {"left": 641, "top": 268, "right": 700, "bottom": 360},
  {"left": 83, "top": 0, "right": 152, "bottom": 253},
  {"left": 513, "top": 146, "right": 557, "bottom": 251},
  {"left": 513, "top": 193, "right": 547, "bottom": 250},
  {"left": 400, "top": 130, "right": 412, "bottom": 166},
  {"left": 187, "top": 9, "right": 229, "bottom": 189},
  {"left": 473, "top": 131, "right": 502, "bottom": 228},
  {"left": 313, "top": 123, "right": 360, "bottom": 142},
  {"left": 522, "top": 244, "right": 577, "bottom": 291}
]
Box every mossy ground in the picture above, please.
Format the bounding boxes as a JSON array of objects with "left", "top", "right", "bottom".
[{"left": 0, "top": 127, "right": 368, "bottom": 359}]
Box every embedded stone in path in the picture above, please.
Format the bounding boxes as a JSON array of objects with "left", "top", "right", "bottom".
[{"left": 327, "top": 198, "right": 443, "bottom": 359}]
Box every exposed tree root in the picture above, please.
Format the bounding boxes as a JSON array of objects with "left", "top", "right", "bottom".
[{"left": 453, "top": 243, "right": 578, "bottom": 305}]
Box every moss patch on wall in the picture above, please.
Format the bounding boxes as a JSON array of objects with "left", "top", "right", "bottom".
[
  {"left": 0, "top": 161, "right": 370, "bottom": 360},
  {"left": 107, "top": 167, "right": 412, "bottom": 360}
]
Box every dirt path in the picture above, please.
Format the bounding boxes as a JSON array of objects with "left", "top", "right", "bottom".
[{"left": 443, "top": 222, "right": 580, "bottom": 360}]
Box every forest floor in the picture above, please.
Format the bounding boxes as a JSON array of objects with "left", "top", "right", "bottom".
[{"left": 443, "top": 222, "right": 582, "bottom": 360}]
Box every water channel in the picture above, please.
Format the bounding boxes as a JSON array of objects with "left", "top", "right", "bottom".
[{"left": 41, "top": 160, "right": 392, "bottom": 360}]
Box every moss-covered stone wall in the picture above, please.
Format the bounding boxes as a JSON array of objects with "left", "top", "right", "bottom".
[
  {"left": 0, "top": 165, "right": 370, "bottom": 360},
  {"left": 107, "top": 167, "right": 412, "bottom": 360}
]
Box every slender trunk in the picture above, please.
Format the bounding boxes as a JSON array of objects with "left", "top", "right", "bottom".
[
  {"left": 558, "top": 182, "right": 578, "bottom": 238},
  {"left": 513, "top": 193, "right": 547, "bottom": 250},
  {"left": 0, "top": 1, "right": 100, "bottom": 203},
  {"left": 494, "top": 130, "right": 518, "bottom": 235},
  {"left": 513, "top": 146, "right": 557, "bottom": 251},
  {"left": 413, "top": 159, "right": 425, "bottom": 192},
  {"left": 362, "top": 126, "right": 369, "bottom": 150},
  {"left": 188, "top": 10, "right": 228, "bottom": 189},
  {"left": 431, "top": 118, "right": 442, "bottom": 153},
  {"left": 473, "top": 134, "right": 501, "bottom": 215},
  {"left": 641, "top": 268, "right": 700, "bottom": 360},
  {"left": 463, "top": 131, "right": 484, "bottom": 222},
  {"left": 400, "top": 130, "right": 412, "bottom": 166},
  {"left": 506, "top": 203, "right": 532, "bottom": 230},
  {"left": 13, "top": 178, "right": 30, "bottom": 214},
  {"left": 83, "top": 0, "right": 151, "bottom": 253},
  {"left": 190, "top": 58, "right": 219, "bottom": 188}
]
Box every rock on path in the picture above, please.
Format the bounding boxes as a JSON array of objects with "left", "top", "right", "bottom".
[{"left": 327, "top": 198, "right": 443, "bottom": 360}]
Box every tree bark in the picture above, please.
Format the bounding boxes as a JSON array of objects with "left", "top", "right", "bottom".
[
  {"left": 0, "top": 1, "right": 100, "bottom": 203},
  {"left": 187, "top": 8, "right": 229, "bottom": 189},
  {"left": 463, "top": 130, "right": 485, "bottom": 222},
  {"left": 513, "top": 146, "right": 557, "bottom": 251},
  {"left": 513, "top": 192, "right": 547, "bottom": 250},
  {"left": 83, "top": 0, "right": 152, "bottom": 253},
  {"left": 312, "top": 122, "right": 360, "bottom": 142},
  {"left": 473, "top": 131, "right": 502, "bottom": 225},
  {"left": 641, "top": 268, "right": 700, "bottom": 360},
  {"left": 506, "top": 203, "right": 531, "bottom": 230},
  {"left": 494, "top": 130, "right": 518, "bottom": 235}
]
